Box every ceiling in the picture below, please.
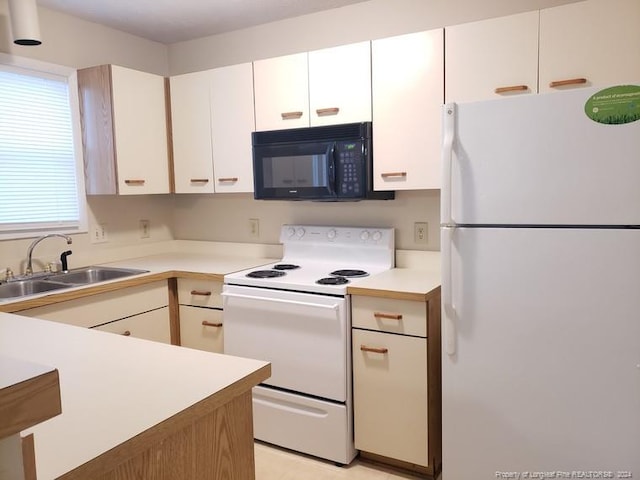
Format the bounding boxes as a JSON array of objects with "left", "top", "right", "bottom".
[{"left": 36, "top": 0, "right": 371, "bottom": 44}]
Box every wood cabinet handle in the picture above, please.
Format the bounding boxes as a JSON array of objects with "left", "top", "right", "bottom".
[
  {"left": 124, "top": 179, "right": 145, "bottom": 185},
  {"left": 191, "top": 290, "right": 212, "bottom": 296},
  {"left": 281, "top": 111, "right": 303, "bottom": 120},
  {"left": 549, "top": 78, "right": 587, "bottom": 88},
  {"left": 316, "top": 107, "right": 340, "bottom": 116},
  {"left": 373, "top": 312, "right": 403, "bottom": 320},
  {"left": 494, "top": 85, "right": 529, "bottom": 94},
  {"left": 190, "top": 178, "right": 210, "bottom": 183},
  {"left": 360, "top": 345, "right": 388, "bottom": 354},
  {"left": 121, "top": 330, "right": 131, "bottom": 336},
  {"left": 217, "top": 177, "right": 238, "bottom": 183},
  {"left": 202, "top": 321, "right": 223, "bottom": 328},
  {"left": 381, "top": 172, "right": 407, "bottom": 179}
]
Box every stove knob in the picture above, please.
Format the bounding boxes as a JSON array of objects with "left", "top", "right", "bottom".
[
  {"left": 327, "top": 229, "right": 337, "bottom": 240},
  {"left": 360, "top": 230, "right": 370, "bottom": 241},
  {"left": 372, "top": 230, "right": 382, "bottom": 242},
  {"left": 287, "top": 227, "right": 296, "bottom": 238},
  {"left": 296, "top": 227, "right": 306, "bottom": 238}
]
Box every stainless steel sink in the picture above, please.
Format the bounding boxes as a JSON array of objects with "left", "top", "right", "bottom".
[
  {"left": 0, "top": 279, "right": 70, "bottom": 300},
  {"left": 48, "top": 266, "right": 149, "bottom": 285}
]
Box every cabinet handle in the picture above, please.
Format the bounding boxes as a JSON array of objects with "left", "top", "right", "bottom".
[
  {"left": 316, "top": 107, "right": 340, "bottom": 117},
  {"left": 381, "top": 172, "right": 407, "bottom": 179},
  {"left": 121, "top": 330, "right": 131, "bottom": 336},
  {"left": 202, "top": 321, "right": 223, "bottom": 328},
  {"left": 494, "top": 85, "right": 529, "bottom": 94},
  {"left": 360, "top": 345, "right": 388, "bottom": 354},
  {"left": 191, "top": 290, "right": 212, "bottom": 296},
  {"left": 281, "top": 111, "right": 303, "bottom": 120},
  {"left": 124, "top": 179, "right": 145, "bottom": 186},
  {"left": 549, "top": 78, "right": 587, "bottom": 88},
  {"left": 190, "top": 178, "right": 210, "bottom": 183},
  {"left": 217, "top": 177, "right": 238, "bottom": 183},
  {"left": 373, "top": 312, "right": 403, "bottom": 320}
]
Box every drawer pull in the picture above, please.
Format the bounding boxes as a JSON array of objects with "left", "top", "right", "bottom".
[
  {"left": 549, "top": 77, "right": 587, "bottom": 88},
  {"left": 360, "top": 345, "right": 388, "bottom": 354},
  {"left": 380, "top": 172, "right": 407, "bottom": 179},
  {"left": 202, "top": 321, "right": 223, "bottom": 328},
  {"left": 316, "top": 107, "right": 340, "bottom": 117},
  {"left": 121, "top": 330, "right": 131, "bottom": 336},
  {"left": 124, "top": 179, "right": 145, "bottom": 186},
  {"left": 281, "top": 111, "right": 303, "bottom": 120},
  {"left": 373, "top": 312, "right": 403, "bottom": 320},
  {"left": 494, "top": 84, "right": 529, "bottom": 94},
  {"left": 218, "top": 177, "right": 239, "bottom": 183},
  {"left": 190, "top": 178, "right": 210, "bottom": 183},
  {"left": 191, "top": 290, "right": 212, "bottom": 296}
]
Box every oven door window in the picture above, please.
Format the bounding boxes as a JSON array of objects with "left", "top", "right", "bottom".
[{"left": 253, "top": 142, "right": 335, "bottom": 199}]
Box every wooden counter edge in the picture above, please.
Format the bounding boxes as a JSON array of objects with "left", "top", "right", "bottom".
[{"left": 347, "top": 285, "right": 441, "bottom": 302}]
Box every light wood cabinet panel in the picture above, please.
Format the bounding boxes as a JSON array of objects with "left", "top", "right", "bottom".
[
  {"left": 78, "top": 65, "right": 170, "bottom": 195},
  {"left": 372, "top": 29, "right": 444, "bottom": 191},
  {"left": 170, "top": 70, "right": 215, "bottom": 194},
  {"left": 93, "top": 306, "right": 171, "bottom": 344},
  {"left": 177, "top": 278, "right": 223, "bottom": 308},
  {"left": 352, "top": 295, "right": 427, "bottom": 337},
  {"left": 445, "top": 11, "right": 539, "bottom": 103},
  {"left": 179, "top": 305, "right": 224, "bottom": 354}
]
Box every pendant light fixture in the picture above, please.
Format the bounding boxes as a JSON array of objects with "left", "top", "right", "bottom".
[{"left": 8, "top": 0, "right": 42, "bottom": 46}]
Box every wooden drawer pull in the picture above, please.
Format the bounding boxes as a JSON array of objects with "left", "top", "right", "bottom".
[
  {"left": 373, "top": 312, "right": 403, "bottom": 320},
  {"left": 202, "top": 321, "right": 223, "bottom": 328},
  {"left": 124, "top": 179, "right": 145, "bottom": 185},
  {"left": 121, "top": 330, "right": 131, "bottom": 336},
  {"left": 316, "top": 107, "right": 340, "bottom": 116},
  {"left": 281, "top": 111, "right": 303, "bottom": 120},
  {"left": 217, "top": 177, "right": 238, "bottom": 183},
  {"left": 380, "top": 172, "right": 407, "bottom": 179},
  {"left": 190, "top": 178, "right": 210, "bottom": 183},
  {"left": 494, "top": 85, "right": 528, "bottom": 94},
  {"left": 191, "top": 290, "right": 212, "bottom": 296},
  {"left": 549, "top": 78, "right": 587, "bottom": 88},
  {"left": 360, "top": 345, "right": 388, "bottom": 354}
]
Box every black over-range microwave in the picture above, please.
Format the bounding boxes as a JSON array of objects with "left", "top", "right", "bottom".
[{"left": 252, "top": 122, "right": 394, "bottom": 201}]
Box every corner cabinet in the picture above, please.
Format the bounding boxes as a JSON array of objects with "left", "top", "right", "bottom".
[
  {"left": 77, "top": 65, "right": 171, "bottom": 195},
  {"left": 371, "top": 29, "right": 444, "bottom": 191}
]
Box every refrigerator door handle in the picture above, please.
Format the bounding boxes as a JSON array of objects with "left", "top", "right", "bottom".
[
  {"left": 441, "top": 103, "right": 456, "bottom": 227},
  {"left": 442, "top": 225, "right": 457, "bottom": 356}
]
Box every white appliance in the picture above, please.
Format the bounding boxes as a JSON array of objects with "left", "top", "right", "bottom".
[
  {"left": 223, "top": 225, "right": 394, "bottom": 465},
  {"left": 441, "top": 85, "right": 640, "bottom": 478}
]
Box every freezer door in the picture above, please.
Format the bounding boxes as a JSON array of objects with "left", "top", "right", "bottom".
[
  {"left": 442, "top": 227, "right": 640, "bottom": 478},
  {"left": 443, "top": 86, "right": 640, "bottom": 225}
]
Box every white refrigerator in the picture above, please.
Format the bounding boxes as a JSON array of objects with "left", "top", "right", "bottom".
[{"left": 441, "top": 85, "right": 640, "bottom": 479}]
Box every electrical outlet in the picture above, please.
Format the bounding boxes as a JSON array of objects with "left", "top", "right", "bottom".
[
  {"left": 249, "top": 218, "right": 260, "bottom": 238},
  {"left": 91, "top": 223, "right": 108, "bottom": 243},
  {"left": 140, "top": 219, "right": 150, "bottom": 238},
  {"left": 414, "top": 222, "right": 428, "bottom": 245}
]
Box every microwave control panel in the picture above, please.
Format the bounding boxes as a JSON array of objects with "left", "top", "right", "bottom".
[{"left": 336, "top": 141, "right": 365, "bottom": 197}]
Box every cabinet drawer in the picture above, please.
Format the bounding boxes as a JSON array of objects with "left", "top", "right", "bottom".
[
  {"left": 92, "top": 306, "right": 170, "bottom": 344},
  {"left": 179, "top": 305, "right": 224, "bottom": 354},
  {"left": 178, "top": 278, "right": 223, "bottom": 308},
  {"left": 352, "top": 329, "right": 428, "bottom": 466},
  {"left": 352, "top": 295, "right": 426, "bottom": 337}
]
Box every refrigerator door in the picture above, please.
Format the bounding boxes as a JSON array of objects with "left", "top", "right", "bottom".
[
  {"left": 442, "top": 227, "right": 640, "bottom": 479},
  {"left": 443, "top": 86, "right": 640, "bottom": 226}
]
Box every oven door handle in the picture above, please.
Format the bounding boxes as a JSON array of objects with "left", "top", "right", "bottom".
[{"left": 221, "top": 292, "right": 340, "bottom": 311}]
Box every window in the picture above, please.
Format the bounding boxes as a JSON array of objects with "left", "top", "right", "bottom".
[{"left": 0, "top": 55, "right": 86, "bottom": 239}]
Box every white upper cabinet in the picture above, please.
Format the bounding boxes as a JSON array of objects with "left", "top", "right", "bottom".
[
  {"left": 372, "top": 29, "right": 444, "bottom": 191},
  {"left": 445, "top": 12, "right": 539, "bottom": 103},
  {"left": 308, "top": 41, "right": 372, "bottom": 126},
  {"left": 254, "top": 52, "right": 309, "bottom": 131},
  {"left": 210, "top": 62, "right": 256, "bottom": 193},
  {"left": 539, "top": 0, "right": 640, "bottom": 93},
  {"left": 170, "top": 70, "right": 215, "bottom": 194}
]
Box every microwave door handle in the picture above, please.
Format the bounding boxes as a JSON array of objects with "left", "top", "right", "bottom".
[{"left": 329, "top": 143, "right": 337, "bottom": 194}]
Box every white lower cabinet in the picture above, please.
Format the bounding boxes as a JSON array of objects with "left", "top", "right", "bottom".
[
  {"left": 93, "top": 307, "right": 170, "bottom": 343},
  {"left": 177, "top": 278, "right": 224, "bottom": 353}
]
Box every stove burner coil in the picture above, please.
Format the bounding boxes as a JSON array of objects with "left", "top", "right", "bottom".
[
  {"left": 316, "top": 276, "right": 349, "bottom": 285},
  {"left": 246, "top": 270, "right": 286, "bottom": 279},
  {"left": 330, "top": 269, "right": 369, "bottom": 278},
  {"left": 272, "top": 264, "right": 301, "bottom": 270}
]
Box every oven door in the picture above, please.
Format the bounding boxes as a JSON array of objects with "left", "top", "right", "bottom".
[{"left": 222, "top": 284, "right": 349, "bottom": 402}]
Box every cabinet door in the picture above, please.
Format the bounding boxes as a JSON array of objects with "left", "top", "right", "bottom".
[
  {"left": 539, "top": 0, "right": 640, "bottom": 93},
  {"left": 110, "top": 65, "right": 170, "bottom": 194},
  {"left": 308, "top": 42, "right": 372, "bottom": 126},
  {"left": 445, "top": 11, "right": 539, "bottom": 103},
  {"left": 93, "top": 306, "right": 170, "bottom": 344},
  {"left": 372, "top": 29, "right": 444, "bottom": 190},
  {"left": 352, "top": 329, "right": 428, "bottom": 466},
  {"left": 210, "top": 63, "right": 255, "bottom": 193},
  {"left": 170, "top": 70, "right": 215, "bottom": 194},
  {"left": 179, "top": 305, "right": 224, "bottom": 353},
  {"left": 254, "top": 52, "right": 309, "bottom": 131}
]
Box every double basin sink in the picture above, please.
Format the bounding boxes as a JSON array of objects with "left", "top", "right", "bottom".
[{"left": 0, "top": 266, "right": 149, "bottom": 300}]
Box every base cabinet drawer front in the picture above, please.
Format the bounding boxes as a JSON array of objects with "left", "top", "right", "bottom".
[
  {"left": 179, "top": 305, "right": 224, "bottom": 353},
  {"left": 92, "top": 307, "right": 171, "bottom": 343},
  {"left": 352, "top": 329, "right": 428, "bottom": 466},
  {"left": 18, "top": 282, "right": 169, "bottom": 328},
  {"left": 177, "top": 278, "right": 223, "bottom": 308},
  {"left": 352, "top": 296, "right": 427, "bottom": 337}
]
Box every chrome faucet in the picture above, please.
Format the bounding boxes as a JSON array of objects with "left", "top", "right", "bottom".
[{"left": 25, "top": 234, "right": 73, "bottom": 275}]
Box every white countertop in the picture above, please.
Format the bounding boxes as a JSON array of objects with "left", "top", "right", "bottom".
[{"left": 0, "top": 312, "right": 269, "bottom": 480}]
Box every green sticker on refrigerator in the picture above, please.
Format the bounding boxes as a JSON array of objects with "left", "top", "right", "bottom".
[{"left": 585, "top": 85, "right": 640, "bottom": 124}]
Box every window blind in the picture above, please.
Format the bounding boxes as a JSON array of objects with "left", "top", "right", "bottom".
[{"left": 0, "top": 67, "right": 81, "bottom": 234}]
